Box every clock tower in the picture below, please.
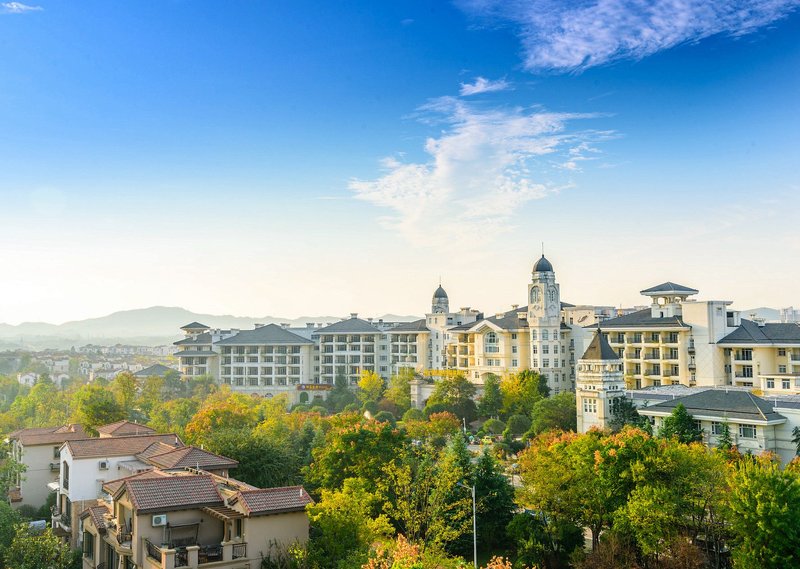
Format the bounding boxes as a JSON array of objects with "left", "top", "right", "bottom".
[{"left": 528, "top": 255, "right": 563, "bottom": 393}]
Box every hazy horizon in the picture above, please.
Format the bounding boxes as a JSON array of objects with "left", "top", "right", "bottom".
[{"left": 2, "top": 1, "right": 798, "bottom": 324}]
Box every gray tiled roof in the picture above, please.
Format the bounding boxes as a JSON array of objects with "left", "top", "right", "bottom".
[
  {"left": 133, "top": 364, "right": 177, "bottom": 378},
  {"left": 390, "top": 319, "right": 430, "bottom": 333},
  {"left": 233, "top": 486, "right": 313, "bottom": 515},
  {"left": 586, "top": 309, "right": 688, "bottom": 329},
  {"left": 718, "top": 319, "right": 800, "bottom": 345},
  {"left": 180, "top": 322, "right": 210, "bottom": 330},
  {"left": 120, "top": 475, "right": 224, "bottom": 514},
  {"left": 640, "top": 282, "right": 699, "bottom": 295},
  {"left": 215, "top": 323, "right": 313, "bottom": 345},
  {"left": 582, "top": 331, "right": 619, "bottom": 360},
  {"left": 485, "top": 313, "right": 528, "bottom": 331},
  {"left": 174, "top": 332, "right": 214, "bottom": 346},
  {"left": 314, "top": 317, "right": 381, "bottom": 334},
  {"left": 640, "top": 390, "right": 786, "bottom": 423}
]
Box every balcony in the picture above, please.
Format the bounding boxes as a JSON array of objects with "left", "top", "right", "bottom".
[
  {"left": 145, "top": 538, "right": 245, "bottom": 568},
  {"left": 791, "top": 355, "right": 800, "bottom": 362}
]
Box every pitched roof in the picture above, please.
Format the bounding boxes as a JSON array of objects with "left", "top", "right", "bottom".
[
  {"left": 215, "top": 323, "right": 313, "bottom": 345},
  {"left": 102, "top": 469, "right": 168, "bottom": 496},
  {"left": 315, "top": 317, "right": 381, "bottom": 334},
  {"left": 143, "top": 446, "right": 238, "bottom": 471},
  {"left": 181, "top": 322, "right": 210, "bottom": 330},
  {"left": 79, "top": 504, "right": 111, "bottom": 533},
  {"left": 582, "top": 331, "right": 619, "bottom": 360},
  {"left": 640, "top": 390, "right": 786, "bottom": 423},
  {"left": 718, "top": 320, "right": 800, "bottom": 345},
  {"left": 174, "top": 332, "right": 214, "bottom": 346},
  {"left": 640, "top": 282, "right": 699, "bottom": 295},
  {"left": 97, "top": 420, "right": 157, "bottom": 437},
  {"left": 390, "top": 319, "right": 430, "bottom": 333},
  {"left": 65, "top": 434, "right": 182, "bottom": 459},
  {"left": 119, "top": 475, "right": 224, "bottom": 514},
  {"left": 8, "top": 424, "right": 87, "bottom": 446},
  {"left": 586, "top": 308, "right": 688, "bottom": 329},
  {"left": 233, "top": 486, "right": 313, "bottom": 516},
  {"left": 133, "top": 364, "right": 177, "bottom": 378}
]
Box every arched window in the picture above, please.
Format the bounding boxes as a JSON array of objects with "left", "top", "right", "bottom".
[
  {"left": 531, "top": 330, "right": 537, "bottom": 341},
  {"left": 484, "top": 332, "right": 499, "bottom": 353},
  {"left": 549, "top": 289, "right": 556, "bottom": 303},
  {"left": 530, "top": 287, "right": 540, "bottom": 304}
]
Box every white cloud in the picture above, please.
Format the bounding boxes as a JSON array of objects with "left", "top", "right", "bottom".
[
  {"left": 457, "top": 0, "right": 800, "bottom": 72},
  {"left": 1, "top": 2, "right": 42, "bottom": 13},
  {"left": 350, "top": 97, "right": 608, "bottom": 248},
  {"left": 459, "top": 76, "right": 511, "bottom": 96}
]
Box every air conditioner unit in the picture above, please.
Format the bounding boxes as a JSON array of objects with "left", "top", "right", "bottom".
[
  {"left": 152, "top": 514, "right": 167, "bottom": 527},
  {"left": 98, "top": 460, "right": 109, "bottom": 470}
]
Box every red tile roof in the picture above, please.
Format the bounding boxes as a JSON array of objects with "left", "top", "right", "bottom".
[
  {"left": 79, "top": 504, "right": 111, "bottom": 533},
  {"left": 144, "top": 446, "right": 238, "bottom": 471},
  {"left": 8, "top": 424, "right": 87, "bottom": 446},
  {"left": 64, "top": 434, "right": 183, "bottom": 458},
  {"left": 96, "top": 420, "right": 157, "bottom": 437},
  {"left": 118, "top": 475, "right": 224, "bottom": 514},
  {"left": 101, "top": 469, "right": 169, "bottom": 496},
  {"left": 233, "top": 486, "right": 313, "bottom": 516}
]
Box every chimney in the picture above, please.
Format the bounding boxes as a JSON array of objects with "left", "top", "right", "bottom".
[
  {"left": 254, "top": 323, "right": 264, "bottom": 328},
  {"left": 350, "top": 313, "right": 358, "bottom": 319},
  {"left": 511, "top": 304, "right": 519, "bottom": 310},
  {"left": 306, "top": 323, "right": 315, "bottom": 329},
  {"left": 281, "top": 323, "right": 290, "bottom": 329}
]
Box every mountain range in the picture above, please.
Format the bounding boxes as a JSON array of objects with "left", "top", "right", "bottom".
[{"left": 0, "top": 307, "right": 420, "bottom": 351}]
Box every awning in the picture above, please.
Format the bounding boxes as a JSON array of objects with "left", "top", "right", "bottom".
[{"left": 47, "top": 482, "right": 60, "bottom": 492}]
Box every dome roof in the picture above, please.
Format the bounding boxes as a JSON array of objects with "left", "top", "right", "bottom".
[
  {"left": 533, "top": 255, "right": 553, "bottom": 273},
  {"left": 433, "top": 285, "right": 448, "bottom": 299}
]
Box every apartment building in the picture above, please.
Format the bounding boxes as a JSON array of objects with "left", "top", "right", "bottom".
[
  {"left": 716, "top": 319, "right": 800, "bottom": 394},
  {"left": 6, "top": 424, "right": 87, "bottom": 510},
  {"left": 79, "top": 468, "right": 312, "bottom": 569}
]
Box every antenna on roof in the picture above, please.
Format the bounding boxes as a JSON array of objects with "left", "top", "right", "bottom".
[{"left": 541, "top": 242, "right": 544, "bottom": 256}]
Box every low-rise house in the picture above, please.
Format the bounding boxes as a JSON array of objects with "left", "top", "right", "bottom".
[
  {"left": 80, "top": 469, "right": 312, "bottom": 569},
  {"left": 97, "top": 421, "right": 158, "bottom": 438},
  {"left": 54, "top": 434, "right": 184, "bottom": 547},
  {"left": 6, "top": 424, "right": 87, "bottom": 509}
]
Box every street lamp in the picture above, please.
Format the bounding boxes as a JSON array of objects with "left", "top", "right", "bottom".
[{"left": 456, "top": 481, "right": 477, "bottom": 569}]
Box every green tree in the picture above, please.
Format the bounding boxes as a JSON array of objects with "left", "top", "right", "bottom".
[
  {"left": 727, "top": 456, "right": 800, "bottom": 569},
  {"left": 607, "top": 396, "right": 646, "bottom": 432},
  {"left": 71, "top": 383, "right": 125, "bottom": 435},
  {"left": 718, "top": 422, "right": 734, "bottom": 451},
  {"left": 427, "top": 375, "right": 477, "bottom": 423},
  {"left": 658, "top": 403, "right": 703, "bottom": 444},
  {"left": 5, "top": 524, "right": 75, "bottom": 569},
  {"left": 0, "top": 440, "right": 26, "bottom": 501},
  {"left": 0, "top": 502, "right": 21, "bottom": 567},
  {"left": 384, "top": 369, "right": 414, "bottom": 413},
  {"left": 528, "top": 391, "right": 577, "bottom": 436},
  {"left": 478, "top": 374, "right": 502, "bottom": 419},
  {"left": 202, "top": 428, "right": 300, "bottom": 488},
  {"left": 500, "top": 370, "right": 545, "bottom": 418},
  {"left": 506, "top": 512, "right": 583, "bottom": 569},
  {"left": 505, "top": 414, "right": 532, "bottom": 437},
  {"left": 358, "top": 370, "right": 385, "bottom": 404},
  {"left": 111, "top": 371, "right": 138, "bottom": 415},
  {"left": 138, "top": 375, "right": 166, "bottom": 415},
  {"left": 148, "top": 398, "right": 199, "bottom": 439},
  {"left": 326, "top": 374, "right": 357, "bottom": 413},
  {"left": 473, "top": 449, "right": 515, "bottom": 551},
  {"left": 792, "top": 426, "right": 800, "bottom": 456}
]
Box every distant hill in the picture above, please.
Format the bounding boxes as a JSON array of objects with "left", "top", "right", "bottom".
[{"left": 0, "top": 307, "right": 421, "bottom": 350}]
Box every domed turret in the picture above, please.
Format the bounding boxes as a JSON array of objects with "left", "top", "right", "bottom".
[
  {"left": 533, "top": 254, "right": 553, "bottom": 273},
  {"left": 431, "top": 284, "right": 449, "bottom": 313}
]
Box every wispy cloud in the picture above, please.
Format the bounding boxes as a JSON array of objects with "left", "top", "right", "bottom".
[
  {"left": 459, "top": 76, "right": 511, "bottom": 96},
  {"left": 457, "top": 0, "right": 800, "bottom": 72},
  {"left": 350, "top": 97, "right": 609, "bottom": 247},
  {"left": 1, "top": 2, "right": 42, "bottom": 13}
]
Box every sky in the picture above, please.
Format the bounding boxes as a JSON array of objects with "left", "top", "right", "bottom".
[{"left": 1, "top": 0, "right": 799, "bottom": 325}]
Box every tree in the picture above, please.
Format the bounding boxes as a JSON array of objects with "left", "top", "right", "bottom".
[
  {"left": 727, "top": 456, "right": 800, "bottom": 569},
  {"left": 427, "top": 375, "right": 477, "bottom": 423},
  {"left": 607, "top": 397, "right": 646, "bottom": 432},
  {"left": 202, "top": 428, "right": 299, "bottom": 488},
  {"left": 506, "top": 512, "right": 583, "bottom": 569},
  {"left": 184, "top": 390, "right": 259, "bottom": 447},
  {"left": 473, "top": 449, "right": 515, "bottom": 551},
  {"left": 384, "top": 369, "right": 414, "bottom": 413},
  {"left": 505, "top": 414, "right": 532, "bottom": 437},
  {"left": 138, "top": 374, "right": 166, "bottom": 415},
  {"left": 71, "top": 383, "right": 125, "bottom": 435},
  {"left": 327, "top": 374, "right": 357, "bottom": 413},
  {"left": 658, "top": 403, "right": 703, "bottom": 444},
  {"left": 148, "top": 398, "right": 199, "bottom": 439},
  {"left": 401, "top": 408, "right": 425, "bottom": 422},
  {"left": 478, "top": 374, "right": 502, "bottom": 419},
  {"left": 5, "top": 524, "right": 75, "bottom": 569},
  {"left": 0, "top": 439, "right": 25, "bottom": 501},
  {"left": 718, "top": 422, "right": 734, "bottom": 451},
  {"left": 792, "top": 426, "right": 800, "bottom": 456},
  {"left": 358, "top": 371, "right": 385, "bottom": 404},
  {"left": 111, "top": 371, "right": 138, "bottom": 415},
  {"left": 500, "top": 370, "right": 545, "bottom": 418},
  {"left": 0, "top": 502, "right": 21, "bottom": 567},
  {"left": 528, "top": 391, "right": 577, "bottom": 436}
]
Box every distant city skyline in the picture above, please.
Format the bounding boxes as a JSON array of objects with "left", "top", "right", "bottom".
[{"left": 1, "top": 1, "right": 798, "bottom": 324}]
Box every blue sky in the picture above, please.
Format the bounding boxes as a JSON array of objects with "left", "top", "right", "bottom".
[{"left": 1, "top": 0, "right": 799, "bottom": 324}]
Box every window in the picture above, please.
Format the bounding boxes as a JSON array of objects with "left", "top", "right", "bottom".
[
  {"left": 543, "top": 345, "right": 550, "bottom": 354},
  {"left": 542, "top": 330, "right": 549, "bottom": 341},
  {"left": 512, "top": 346, "right": 518, "bottom": 354},
  {"left": 741, "top": 365, "right": 753, "bottom": 378},
  {"left": 783, "top": 380, "right": 791, "bottom": 390},
  {"left": 531, "top": 330, "right": 537, "bottom": 341},
  {"left": 766, "top": 379, "right": 775, "bottom": 389},
  {"left": 83, "top": 532, "right": 94, "bottom": 559},
  {"left": 779, "top": 365, "right": 787, "bottom": 373},
  {"left": 711, "top": 422, "right": 725, "bottom": 436},
  {"left": 651, "top": 332, "right": 660, "bottom": 342},
  {"left": 512, "top": 359, "right": 518, "bottom": 367},
  {"left": 511, "top": 333, "right": 517, "bottom": 340},
  {"left": 778, "top": 348, "right": 786, "bottom": 356},
  {"left": 62, "top": 461, "right": 69, "bottom": 490},
  {"left": 532, "top": 358, "right": 538, "bottom": 367},
  {"left": 582, "top": 398, "right": 597, "bottom": 413},
  {"left": 738, "top": 425, "right": 756, "bottom": 439},
  {"left": 531, "top": 346, "right": 538, "bottom": 354},
  {"left": 543, "top": 359, "right": 550, "bottom": 368},
  {"left": 53, "top": 446, "right": 60, "bottom": 459}
]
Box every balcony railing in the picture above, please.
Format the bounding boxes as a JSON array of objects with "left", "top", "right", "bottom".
[
  {"left": 232, "top": 543, "right": 247, "bottom": 560},
  {"left": 145, "top": 539, "right": 163, "bottom": 563}
]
